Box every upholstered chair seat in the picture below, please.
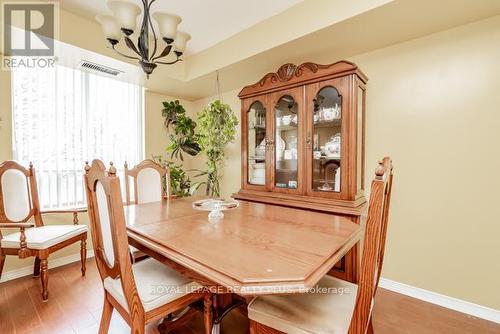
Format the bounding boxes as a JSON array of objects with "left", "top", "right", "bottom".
[
  {"left": 248, "top": 275, "right": 358, "bottom": 334},
  {"left": 104, "top": 258, "right": 202, "bottom": 312},
  {"left": 1, "top": 225, "right": 88, "bottom": 249}
]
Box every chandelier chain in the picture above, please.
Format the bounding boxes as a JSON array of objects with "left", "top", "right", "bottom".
[{"left": 216, "top": 70, "right": 222, "bottom": 101}]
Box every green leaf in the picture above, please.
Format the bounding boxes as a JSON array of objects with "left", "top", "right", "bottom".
[{"left": 161, "top": 99, "right": 201, "bottom": 159}]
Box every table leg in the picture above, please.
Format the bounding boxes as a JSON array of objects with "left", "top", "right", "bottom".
[
  {"left": 211, "top": 294, "right": 246, "bottom": 334},
  {"left": 213, "top": 293, "right": 233, "bottom": 316}
]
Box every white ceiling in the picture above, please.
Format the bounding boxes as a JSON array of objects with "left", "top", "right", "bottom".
[{"left": 60, "top": 0, "right": 304, "bottom": 54}]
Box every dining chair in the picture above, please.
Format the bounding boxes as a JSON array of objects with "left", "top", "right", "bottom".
[
  {"left": 0, "top": 160, "right": 87, "bottom": 301},
  {"left": 84, "top": 160, "right": 212, "bottom": 334},
  {"left": 248, "top": 157, "right": 394, "bottom": 334},
  {"left": 124, "top": 159, "right": 171, "bottom": 205},
  {"left": 124, "top": 159, "right": 171, "bottom": 262}
]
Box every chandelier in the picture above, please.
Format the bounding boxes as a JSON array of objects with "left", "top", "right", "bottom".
[{"left": 96, "top": 0, "right": 190, "bottom": 78}]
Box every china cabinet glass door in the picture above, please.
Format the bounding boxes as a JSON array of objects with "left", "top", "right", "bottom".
[
  {"left": 306, "top": 79, "right": 346, "bottom": 198},
  {"left": 246, "top": 100, "right": 267, "bottom": 188},
  {"left": 312, "top": 86, "right": 342, "bottom": 192},
  {"left": 271, "top": 88, "right": 303, "bottom": 193}
]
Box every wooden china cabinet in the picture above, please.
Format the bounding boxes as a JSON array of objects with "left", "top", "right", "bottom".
[{"left": 233, "top": 60, "right": 368, "bottom": 282}]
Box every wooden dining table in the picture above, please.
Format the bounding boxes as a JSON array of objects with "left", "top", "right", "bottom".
[
  {"left": 125, "top": 197, "right": 362, "bottom": 331},
  {"left": 125, "top": 197, "right": 362, "bottom": 296}
]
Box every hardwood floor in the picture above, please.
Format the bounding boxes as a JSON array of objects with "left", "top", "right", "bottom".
[{"left": 0, "top": 259, "right": 499, "bottom": 334}]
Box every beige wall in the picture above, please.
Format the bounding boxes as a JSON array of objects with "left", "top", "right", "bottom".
[
  {"left": 188, "top": 16, "right": 500, "bottom": 310},
  {"left": 347, "top": 15, "right": 500, "bottom": 311}
]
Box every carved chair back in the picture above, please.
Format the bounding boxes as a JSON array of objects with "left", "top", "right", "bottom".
[
  {"left": 0, "top": 161, "right": 43, "bottom": 234},
  {"left": 124, "top": 159, "right": 170, "bottom": 205},
  {"left": 84, "top": 160, "right": 144, "bottom": 315},
  {"left": 348, "top": 157, "right": 393, "bottom": 334}
]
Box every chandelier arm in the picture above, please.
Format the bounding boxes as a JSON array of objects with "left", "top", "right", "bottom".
[
  {"left": 111, "top": 45, "right": 141, "bottom": 61},
  {"left": 147, "top": 3, "right": 158, "bottom": 60},
  {"left": 154, "top": 58, "right": 183, "bottom": 65},
  {"left": 124, "top": 36, "right": 143, "bottom": 58},
  {"left": 152, "top": 45, "right": 172, "bottom": 61}
]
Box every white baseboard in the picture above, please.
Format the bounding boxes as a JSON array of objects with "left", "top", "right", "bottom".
[
  {"left": 0, "top": 250, "right": 95, "bottom": 283},
  {"left": 379, "top": 277, "right": 500, "bottom": 324}
]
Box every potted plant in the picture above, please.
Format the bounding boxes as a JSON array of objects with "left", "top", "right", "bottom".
[
  {"left": 157, "top": 100, "right": 203, "bottom": 198},
  {"left": 161, "top": 100, "right": 201, "bottom": 160},
  {"left": 195, "top": 100, "right": 238, "bottom": 197}
]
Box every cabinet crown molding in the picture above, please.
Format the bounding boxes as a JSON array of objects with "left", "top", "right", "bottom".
[{"left": 239, "top": 60, "right": 368, "bottom": 98}]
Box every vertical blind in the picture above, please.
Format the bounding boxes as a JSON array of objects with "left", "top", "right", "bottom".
[{"left": 11, "top": 63, "right": 143, "bottom": 209}]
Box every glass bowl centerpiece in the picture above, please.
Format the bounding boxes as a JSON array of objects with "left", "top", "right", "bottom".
[{"left": 192, "top": 198, "right": 239, "bottom": 220}]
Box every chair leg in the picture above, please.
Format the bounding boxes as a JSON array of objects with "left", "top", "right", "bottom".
[
  {"left": 40, "top": 258, "right": 49, "bottom": 301},
  {"left": 33, "top": 257, "right": 41, "bottom": 277},
  {"left": 99, "top": 293, "right": 113, "bottom": 334},
  {"left": 203, "top": 293, "right": 213, "bottom": 334},
  {"left": 0, "top": 254, "right": 5, "bottom": 279},
  {"left": 130, "top": 323, "right": 145, "bottom": 334},
  {"left": 130, "top": 309, "right": 146, "bottom": 334},
  {"left": 80, "top": 239, "right": 87, "bottom": 276}
]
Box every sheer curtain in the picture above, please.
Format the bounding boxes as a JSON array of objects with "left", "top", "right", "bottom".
[{"left": 11, "top": 62, "right": 143, "bottom": 209}]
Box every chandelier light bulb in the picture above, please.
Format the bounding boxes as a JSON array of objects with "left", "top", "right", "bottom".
[
  {"left": 173, "top": 31, "right": 191, "bottom": 55},
  {"left": 107, "top": 0, "right": 141, "bottom": 35},
  {"left": 153, "top": 12, "right": 182, "bottom": 44},
  {"left": 95, "top": 15, "right": 121, "bottom": 44}
]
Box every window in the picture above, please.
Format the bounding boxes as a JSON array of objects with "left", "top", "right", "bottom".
[{"left": 11, "top": 62, "right": 144, "bottom": 209}]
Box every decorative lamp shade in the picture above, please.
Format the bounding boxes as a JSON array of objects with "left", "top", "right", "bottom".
[
  {"left": 107, "top": 0, "right": 141, "bottom": 32},
  {"left": 95, "top": 15, "right": 121, "bottom": 41},
  {"left": 153, "top": 13, "right": 182, "bottom": 41},
  {"left": 173, "top": 31, "right": 191, "bottom": 54}
]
